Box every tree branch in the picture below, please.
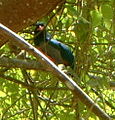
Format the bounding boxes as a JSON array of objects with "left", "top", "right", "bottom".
[
  {"left": 0, "top": 23, "right": 111, "bottom": 120},
  {"left": 0, "top": 0, "right": 64, "bottom": 47},
  {"left": 0, "top": 57, "right": 114, "bottom": 90},
  {"left": 92, "top": 88, "right": 115, "bottom": 110},
  {"left": 0, "top": 56, "right": 47, "bottom": 70},
  {"left": 0, "top": 73, "right": 68, "bottom": 91}
]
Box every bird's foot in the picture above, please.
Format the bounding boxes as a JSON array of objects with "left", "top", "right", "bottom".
[{"left": 58, "top": 64, "right": 66, "bottom": 71}]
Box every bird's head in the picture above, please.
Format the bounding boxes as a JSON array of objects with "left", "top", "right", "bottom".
[
  {"left": 34, "top": 22, "right": 51, "bottom": 45},
  {"left": 34, "top": 22, "right": 45, "bottom": 32}
]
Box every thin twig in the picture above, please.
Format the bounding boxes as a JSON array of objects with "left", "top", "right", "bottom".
[{"left": 1, "top": 94, "right": 27, "bottom": 120}]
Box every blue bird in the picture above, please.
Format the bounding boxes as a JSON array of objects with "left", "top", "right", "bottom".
[{"left": 34, "top": 22, "right": 74, "bottom": 69}]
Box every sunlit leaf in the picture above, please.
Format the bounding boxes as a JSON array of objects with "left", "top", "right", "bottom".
[
  {"left": 0, "top": 91, "right": 6, "bottom": 97},
  {"left": 101, "top": 4, "right": 113, "bottom": 20},
  {"left": 90, "top": 10, "right": 102, "bottom": 27},
  {"left": 66, "top": 5, "right": 77, "bottom": 16}
]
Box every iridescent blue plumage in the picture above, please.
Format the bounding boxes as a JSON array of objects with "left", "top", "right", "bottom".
[{"left": 34, "top": 23, "right": 74, "bottom": 68}]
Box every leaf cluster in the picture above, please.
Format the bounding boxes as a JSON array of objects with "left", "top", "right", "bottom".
[{"left": 0, "top": 0, "right": 115, "bottom": 119}]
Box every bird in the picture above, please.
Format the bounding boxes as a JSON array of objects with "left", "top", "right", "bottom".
[{"left": 34, "top": 22, "right": 74, "bottom": 69}]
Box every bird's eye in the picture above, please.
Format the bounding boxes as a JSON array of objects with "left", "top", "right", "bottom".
[{"left": 38, "top": 24, "right": 44, "bottom": 27}]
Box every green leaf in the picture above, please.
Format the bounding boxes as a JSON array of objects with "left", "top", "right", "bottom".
[
  {"left": 0, "top": 91, "right": 6, "bottom": 97},
  {"left": 90, "top": 10, "right": 102, "bottom": 27},
  {"left": 101, "top": 4, "right": 113, "bottom": 20},
  {"left": 66, "top": 0, "right": 76, "bottom": 2},
  {"left": 66, "top": 5, "right": 77, "bottom": 16}
]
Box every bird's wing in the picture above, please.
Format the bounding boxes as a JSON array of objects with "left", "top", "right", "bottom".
[
  {"left": 46, "top": 32, "right": 52, "bottom": 41},
  {"left": 49, "top": 39, "right": 74, "bottom": 67},
  {"left": 38, "top": 40, "right": 64, "bottom": 64}
]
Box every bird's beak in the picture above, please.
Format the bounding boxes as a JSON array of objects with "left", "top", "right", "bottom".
[{"left": 37, "top": 25, "right": 44, "bottom": 31}]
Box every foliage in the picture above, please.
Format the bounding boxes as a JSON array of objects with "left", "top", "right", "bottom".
[{"left": 0, "top": 0, "right": 115, "bottom": 119}]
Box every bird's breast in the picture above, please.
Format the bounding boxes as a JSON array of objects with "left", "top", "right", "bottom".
[{"left": 38, "top": 43, "right": 64, "bottom": 65}]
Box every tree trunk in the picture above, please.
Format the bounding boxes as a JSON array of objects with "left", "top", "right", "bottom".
[{"left": 0, "top": 0, "right": 64, "bottom": 46}]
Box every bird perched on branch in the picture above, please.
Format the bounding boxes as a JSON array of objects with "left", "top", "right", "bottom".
[{"left": 34, "top": 22, "right": 74, "bottom": 69}]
